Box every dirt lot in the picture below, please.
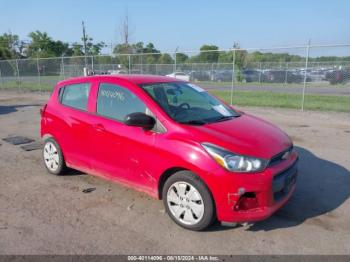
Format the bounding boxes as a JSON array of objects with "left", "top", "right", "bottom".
[{"left": 0, "top": 90, "right": 350, "bottom": 255}]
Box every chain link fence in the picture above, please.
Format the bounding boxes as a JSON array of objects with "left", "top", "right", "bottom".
[{"left": 1, "top": 44, "right": 350, "bottom": 112}]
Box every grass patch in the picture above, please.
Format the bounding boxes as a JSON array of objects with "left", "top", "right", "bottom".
[
  {"left": 210, "top": 90, "right": 350, "bottom": 112},
  {"left": 0, "top": 79, "right": 59, "bottom": 91}
]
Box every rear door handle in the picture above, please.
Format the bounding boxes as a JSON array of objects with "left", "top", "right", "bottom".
[{"left": 93, "top": 123, "right": 105, "bottom": 132}]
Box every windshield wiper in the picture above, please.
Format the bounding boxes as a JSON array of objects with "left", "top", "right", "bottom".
[
  {"left": 211, "top": 115, "right": 235, "bottom": 123},
  {"left": 179, "top": 120, "right": 207, "bottom": 126}
]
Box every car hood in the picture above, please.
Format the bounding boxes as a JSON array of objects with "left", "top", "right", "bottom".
[{"left": 184, "top": 113, "right": 292, "bottom": 159}]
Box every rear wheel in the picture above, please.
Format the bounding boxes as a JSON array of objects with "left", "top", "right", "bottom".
[
  {"left": 162, "top": 171, "right": 215, "bottom": 231},
  {"left": 43, "top": 138, "right": 66, "bottom": 175}
]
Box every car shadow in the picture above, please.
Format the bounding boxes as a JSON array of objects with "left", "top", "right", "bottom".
[
  {"left": 247, "top": 146, "right": 350, "bottom": 231},
  {"left": 0, "top": 104, "right": 42, "bottom": 115},
  {"left": 64, "top": 168, "right": 86, "bottom": 176}
]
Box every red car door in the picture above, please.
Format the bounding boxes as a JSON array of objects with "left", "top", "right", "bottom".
[
  {"left": 53, "top": 81, "right": 94, "bottom": 171},
  {"left": 88, "top": 80, "right": 160, "bottom": 194}
]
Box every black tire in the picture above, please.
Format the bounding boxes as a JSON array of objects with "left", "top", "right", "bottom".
[
  {"left": 162, "top": 171, "right": 215, "bottom": 231},
  {"left": 42, "top": 137, "right": 67, "bottom": 176}
]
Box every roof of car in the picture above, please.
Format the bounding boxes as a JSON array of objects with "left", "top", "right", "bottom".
[{"left": 58, "top": 74, "right": 183, "bottom": 86}]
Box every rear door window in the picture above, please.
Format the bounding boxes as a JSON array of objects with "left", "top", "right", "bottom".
[{"left": 60, "top": 83, "right": 90, "bottom": 111}]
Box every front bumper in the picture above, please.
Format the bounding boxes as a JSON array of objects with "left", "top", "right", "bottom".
[{"left": 209, "top": 150, "right": 298, "bottom": 223}]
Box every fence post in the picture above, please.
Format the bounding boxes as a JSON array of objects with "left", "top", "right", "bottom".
[
  {"left": 301, "top": 40, "right": 310, "bottom": 111},
  {"left": 37, "top": 57, "right": 42, "bottom": 93},
  {"left": 84, "top": 50, "right": 87, "bottom": 69},
  {"left": 230, "top": 49, "right": 236, "bottom": 105},
  {"left": 91, "top": 56, "right": 94, "bottom": 71},
  {"left": 258, "top": 62, "right": 262, "bottom": 85},
  {"left": 128, "top": 55, "right": 131, "bottom": 74},
  {"left": 140, "top": 53, "right": 143, "bottom": 74},
  {"left": 174, "top": 52, "right": 177, "bottom": 72},
  {"left": 0, "top": 68, "right": 3, "bottom": 89},
  {"left": 285, "top": 62, "right": 289, "bottom": 84},
  {"left": 61, "top": 56, "right": 65, "bottom": 79},
  {"left": 15, "top": 59, "right": 21, "bottom": 92}
]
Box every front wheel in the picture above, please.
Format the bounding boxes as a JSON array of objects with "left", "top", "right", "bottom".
[{"left": 162, "top": 171, "right": 215, "bottom": 231}]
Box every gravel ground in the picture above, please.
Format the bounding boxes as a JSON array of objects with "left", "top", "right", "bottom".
[{"left": 0, "top": 90, "right": 350, "bottom": 255}]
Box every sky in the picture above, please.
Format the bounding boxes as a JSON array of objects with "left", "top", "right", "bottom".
[{"left": 0, "top": 0, "right": 349, "bottom": 54}]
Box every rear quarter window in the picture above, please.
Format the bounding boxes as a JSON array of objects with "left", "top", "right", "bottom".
[{"left": 60, "top": 83, "right": 90, "bottom": 111}]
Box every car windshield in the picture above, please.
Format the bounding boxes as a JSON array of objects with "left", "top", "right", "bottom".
[{"left": 140, "top": 82, "right": 240, "bottom": 125}]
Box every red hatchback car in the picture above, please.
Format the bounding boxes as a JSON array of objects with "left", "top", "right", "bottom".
[{"left": 40, "top": 75, "right": 298, "bottom": 230}]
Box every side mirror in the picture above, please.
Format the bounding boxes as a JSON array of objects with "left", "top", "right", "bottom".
[{"left": 124, "top": 112, "right": 156, "bottom": 130}]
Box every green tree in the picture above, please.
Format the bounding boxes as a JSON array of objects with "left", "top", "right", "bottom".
[
  {"left": 26, "top": 31, "right": 104, "bottom": 58},
  {"left": 176, "top": 53, "right": 188, "bottom": 63},
  {"left": 217, "top": 51, "right": 232, "bottom": 63},
  {"left": 158, "top": 53, "right": 173, "bottom": 64},
  {"left": 246, "top": 51, "right": 304, "bottom": 63},
  {"left": 84, "top": 35, "right": 105, "bottom": 55},
  {"left": 140, "top": 43, "right": 161, "bottom": 64},
  {"left": 113, "top": 42, "right": 161, "bottom": 66},
  {"left": 26, "top": 31, "right": 55, "bottom": 57},
  {"left": 0, "top": 47, "right": 12, "bottom": 60},
  {"left": 113, "top": 43, "right": 133, "bottom": 54},
  {"left": 73, "top": 35, "right": 105, "bottom": 56},
  {"left": 113, "top": 43, "right": 134, "bottom": 68},
  {"left": 0, "top": 33, "right": 22, "bottom": 59},
  {"left": 71, "top": 43, "right": 84, "bottom": 56},
  {"left": 231, "top": 43, "right": 247, "bottom": 70},
  {"left": 198, "top": 44, "right": 219, "bottom": 63},
  {"left": 26, "top": 31, "right": 72, "bottom": 57}
]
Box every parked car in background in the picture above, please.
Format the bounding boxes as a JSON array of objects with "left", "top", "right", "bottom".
[
  {"left": 41, "top": 75, "right": 298, "bottom": 231},
  {"left": 242, "top": 69, "right": 261, "bottom": 82},
  {"left": 211, "top": 70, "right": 233, "bottom": 82},
  {"left": 262, "top": 70, "right": 306, "bottom": 83},
  {"left": 306, "top": 69, "right": 327, "bottom": 82},
  {"left": 189, "top": 70, "right": 211, "bottom": 81},
  {"left": 324, "top": 69, "right": 350, "bottom": 84},
  {"left": 166, "top": 72, "right": 190, "bottom": 81},
  {"left": 108, "top": 70, "right": 128, "bottom": 75}
]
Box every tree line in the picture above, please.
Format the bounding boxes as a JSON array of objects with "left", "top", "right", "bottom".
[
  {"left": 0, "top": 31, "right": 105, "bottom": 59},
  {"left": 1, "top": 31, "right": 349, "bottom": 66}
]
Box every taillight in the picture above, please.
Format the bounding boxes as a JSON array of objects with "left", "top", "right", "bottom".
[{"left": 40, "top": 104, "right": 47, "bottom": 117}]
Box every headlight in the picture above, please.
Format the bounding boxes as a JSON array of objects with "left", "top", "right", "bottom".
[{"left": 202, "top": 143, "right": 268, "bottom": 173}]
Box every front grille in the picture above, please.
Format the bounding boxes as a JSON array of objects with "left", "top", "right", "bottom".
[
  {"left": 269, "top": 145, "right": 293, "bottom": 166},
  {"left": 272, "top": 161, "right": 298, "bottom": 202}
]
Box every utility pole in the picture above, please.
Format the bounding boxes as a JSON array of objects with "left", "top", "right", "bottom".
[{"left": 82, "top": 21, "right": 88, "bottom": 67}]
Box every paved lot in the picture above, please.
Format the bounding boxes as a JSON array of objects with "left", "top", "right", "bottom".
[{"left": 0, "top": 91, "right": 350, "bottom": 255}]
